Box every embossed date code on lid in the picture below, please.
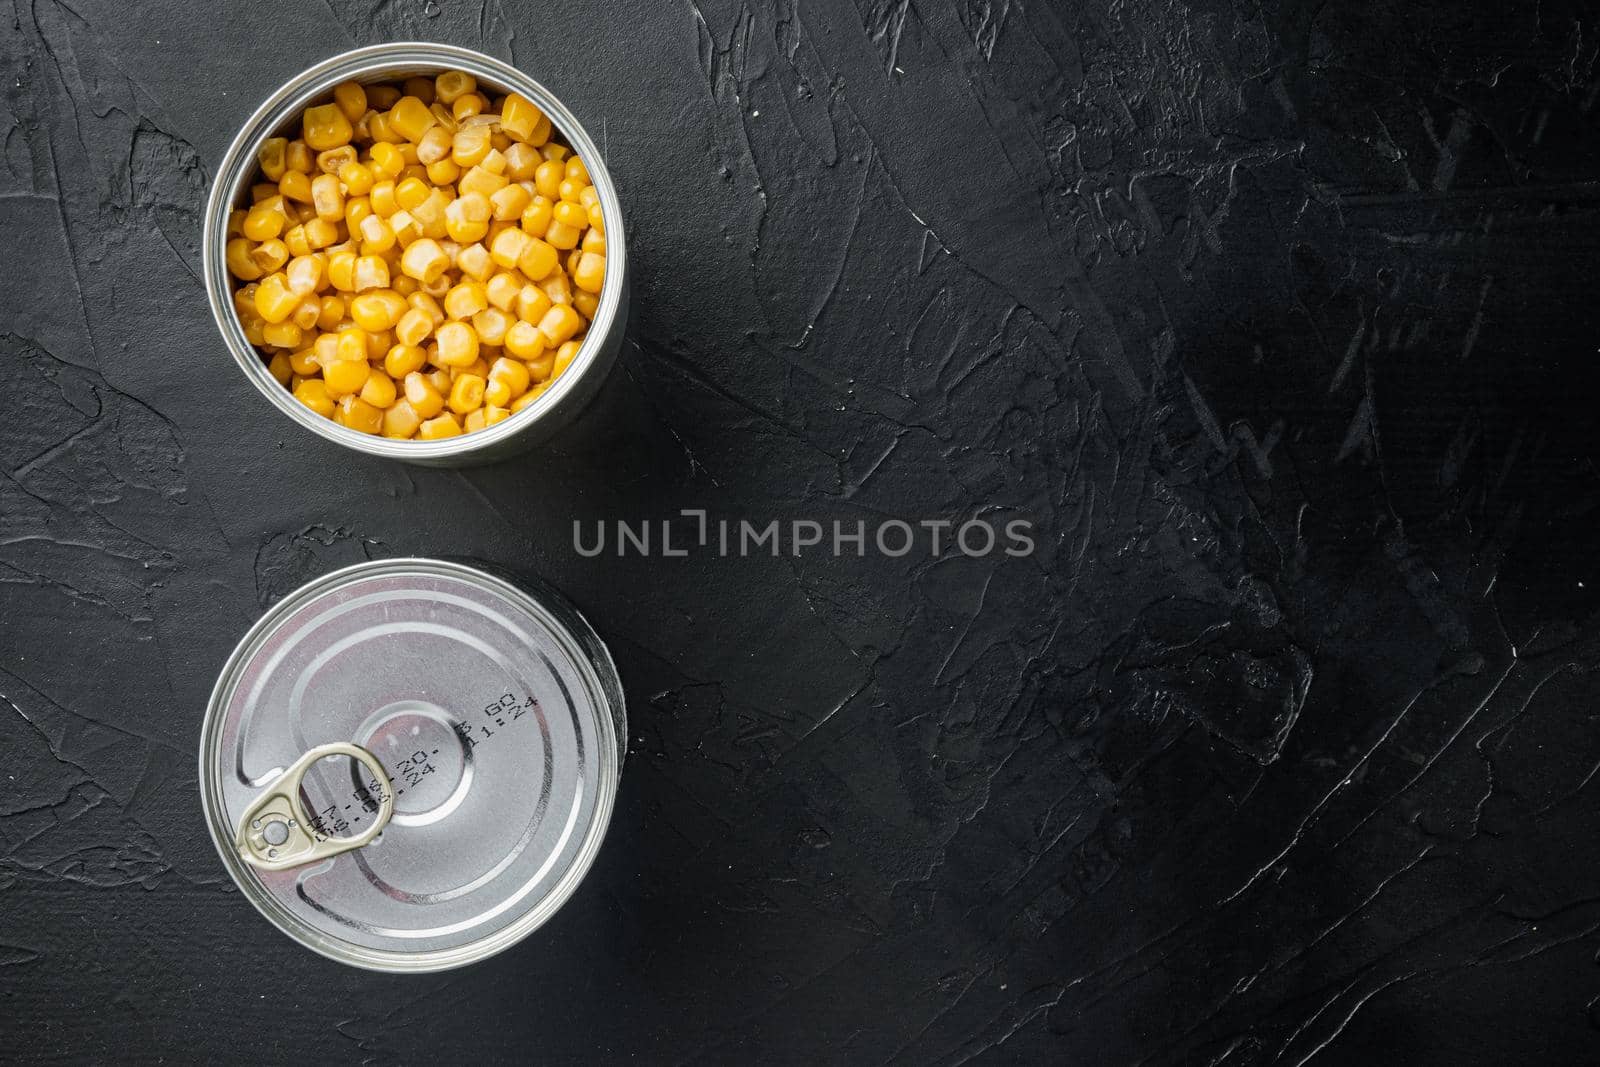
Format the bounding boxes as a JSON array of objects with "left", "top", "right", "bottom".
[{"left": 199, "top": 558, "right": 625, "bottom": 972}]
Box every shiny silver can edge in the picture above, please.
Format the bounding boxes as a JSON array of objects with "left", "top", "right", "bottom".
[
  {"left": 202, "top": 43, "right": 629, "bottom": 466},
  {"left": 198, "top": 557, "right": 627, "bottom": 972}
]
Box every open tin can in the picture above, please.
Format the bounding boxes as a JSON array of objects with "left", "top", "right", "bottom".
[
  {"left": 199, "top": 558, "right": 626, "bottom": 972},
  {"left": 201, "top": 42, "right": 629, "bottom": 466}
]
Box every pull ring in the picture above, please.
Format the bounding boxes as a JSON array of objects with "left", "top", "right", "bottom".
[{"left": 235, "top": 742, "right": 394, "bottom": 871}]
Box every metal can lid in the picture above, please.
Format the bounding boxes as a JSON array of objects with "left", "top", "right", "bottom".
[{"left": 200, "top": 558, "right": 625, "bottom": 972}]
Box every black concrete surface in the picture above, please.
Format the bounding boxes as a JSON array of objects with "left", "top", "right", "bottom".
[{"left": 3, "top": 0, "right": 1600, "bottom": 1062}]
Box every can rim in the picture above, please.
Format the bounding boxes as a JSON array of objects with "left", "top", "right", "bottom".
[
  {"left": 202, "top": 42, "right": 628, "bottom": 462},
  {"left": 198, "top": 557, "right": 625, "bottom": 972}
]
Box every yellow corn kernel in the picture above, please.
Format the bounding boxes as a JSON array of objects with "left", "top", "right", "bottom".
[
  {"left": 367, "top": 110, "right": 398, "bottom": 143},
  {"left": 426, "top": 158, "right": 462, "bottom": 185},
  {"left": 326, "top": 249, "right": 357, "bottom": 292},
  {"left": 333, "top": 394, "right": 382, "bottom": 434},
  {"left": 520, "top": 195, "right": 553, "bottom": 234},
  {"left": 552, "top": 339, "right": 582, "bottom": 378},
  {"left": 435, "top": 70, "right": 476, "bottom": 105},
  {"left": 353, "top": 255, "right": 390, "bottom": 292},
  {"left": 426, "top": 368, "right": 453, "bottom": 392},
  {"left": 578, "top": 186, "right": 600, "bottom": 212},
  {"left": 503, "top": 319, "right": 546, "bottom": 360},
  {"left": 350, "top": 290, "right": 407, "bottom": 331},
  {"left": 292, "top": 297, "right": 322, "bottom": 330},
  {"left": 227, "top": 208, "right": 247, "bottom": 237},
  {"left": 541, "top": 270, "right": 572, "bottom": 306},
  {"left": 456, "top": 242, "right": 494, "bottom": 281},
  {"left": 497, "top": 92, "right": 542, "bottom": 142},
  {"left": 243, "top": 197, "right": 287, "bottom": 241},
  {"left": 399, "top": 75, "right": 434, "bottom": 103},
  {"left": 290, "top": 344, "right": 323, "bottom": 375},
  {"left": 567, "top": 155, "right": 592, "bottom": 184},
  {"left": 416, "top": 125, "right": 453, "bottom": 166},
  {"left": 558, "top": 179, "right": 586, "bottom": 204},
  {"left": 303, "top": 103, "right": 353, "bottom": 151},
  {"left": 332, "top": 325, "right": 364, "bottom": 361},
  {"left": 430, "top": 100, "right": 459, "bottom": 132},
  {"left": 254, "top": 274, "right": 300, "bottom": 324},
  {"left": 540, "top": 142, "right": 569, "bottom": 163},
  {"left": 444, "top": 191, "right": 492, "bottom": 244},
  {"left": 400, "top": 238, "right": 450, "bottom": 283},
  {"left": 587, "top": 202, "right": 605, "bottom": 234},
  {"left": 358, "top": 214, "right": 396, "bottom": 255},
  {"left": 258, "top": 137, "right": 288, "bottom": 181},
  {"left": 533, "top": 159, "right": 563, "bottom": 200},
  {"left": 537, "top": 303, "right": 581, "bottom": 347},
  {"left": 294, "top": 378, "right": 336, "bottom": 418},
  {"left": 385, "top": 343, "right": 427, "bottom": 378},
  {"left": 582, "top": 227, "right": 606, "bottom": 254},
  {"left": 404, "top": 371, "right": 445, "bottom": 417},
  {"left": 389, "top": 95, "right": 437, "bottom": 142},
  {"left": 452, "top": 125, "right": 491, "bottom": 167},
  {"left": 267, "top": 351, "right": 293, "bottom": 385},
  {"left": 306, "top": 173, "right": 341, "bottom": 221},
  {"left": 464, "top": 408, "right": 487, "bottom": 433},
  {"left": 339, "top": 160, "right": 375, "bottom": 197},
  {"left": 489, "top": 183, "right": 531, "bottom": 222},
  {"left": 285, "top": 254, "right": 325, "bottom": 295},
  {"left": 573, "top": 252, "right": 605, "bottom": 294},
  {"left": 368, "top": 181, "right": 397, "bottom": 218},
  {"left": 251, "top": 182, "right": 278, "bottom": 203},
  {"left": 318, "top": 295, "right": 345, "bottom": 331},
  {"left": 448, "top": 373, "right": 485, "bottom": 414},
  {"left": 359, "top": 367, "right": 398, "bottom": 408},
  {"left": 515, "top": 236, "right": 557, "bottom": 281},
  {"left": 313, "top": 331, "right": 340, "bottom": 363},
  {"left": 370, "top": 142, "right": 406, "bottom": 179},
  {"left": 282, "top": 224, "right": 312, "bottom": 258},
  {"left": 504, "top": 143, "right": 540, "bottom": 182},
  {"left": 362, "top": 83, "right": 398, "bottom": 109},
  {"left": 279, "top": 169, "right": 313, "bottom": 204},
  {"left": 395, "top": 307, "right": 434, "bottom": 347},
  {"left": 382, "top": 398, "right": 422, "bottom": 438},
  {"left": 515, "top": 283, "right": 552, "bottom": 324},
  {"left": 489, "top": 227, "right": 534, "bottom": 270},
  {"left": 344, "top": 196, "right": 373, "bottom": 232},
  {"left": 316, "top": 146, "right": 357, "bottom": 175},
  {"left": 323, "top": 356, "right": 370, "bottom": 398},
  {"left": 394, "top": 176, "right": 429, "bottom": 211},
  {"left": 511, "top": 384, "right": 548, "bottom": 411},
  {"left": 408, "top": 291, "right": 447, "bottom": 325},
  {"left": 390, "top": 209, "right": 423, "bottom": 247},
  {"left": 553, "top": 200, "right": 588, "bottom": 230},
  {"left": 444, "top": 280, "right": 488, "bottom": 320},
  {"left": 225, "top": 238, "right": 263, "bottom": 281},
  {"left": 419, "top": 270, "right": 452, "bottom": 299},
  {"left": 286, "top": 139, "right": 315, "bottom": 173},
  {"left": 458, "top": 165, "right": 508, "bottom": 198},
  {"left": 489, "top": 355, "right": 530, "bottom": 395},
  {"left": 333, "top": 80, "right": 367, "bottom": 122},
  {"left": 472, "top": 307, "right": 512, "bottom": 346},
  {"left": 573, "top": 291, "right": 600, "bottom": 321},
  {"left": 434, "top": 321, "right": 480, "bottom": 366},
  {"left": 262, "top": 320, "right": 302, "bottom": 348},
  {"left": 543, "top": 218, "right": 580, "bottom": 250},
  {"left": 484, "top": 271, "right": 522, "bottom": 312},
  {"left": 418, "top": 412, "right": 463, "bottom": 439},
  {"left": 480, "top": 148, "right": 508, "bottom": 177},
  {"left": 452, "top": 92, "right": 486, "bottom": 120},
  {"left": 303, "top": 218, "right": 340, "bottom": 249}
]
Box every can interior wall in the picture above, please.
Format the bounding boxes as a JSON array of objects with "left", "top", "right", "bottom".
[{"left": 202, "top": 43, "right": 629, "bottom": 466}]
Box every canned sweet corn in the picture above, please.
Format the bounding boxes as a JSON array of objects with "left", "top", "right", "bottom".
[
  {"left": 198, "top": 558, "right": 626, "bottom": 971},
  {"left": 204, "top": 43, "right": 628, "bottom": 465}
]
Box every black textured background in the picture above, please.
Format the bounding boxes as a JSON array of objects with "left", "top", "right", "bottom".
[{"left": 4, "top": 0, "right": 1600, "bottom": 1063}]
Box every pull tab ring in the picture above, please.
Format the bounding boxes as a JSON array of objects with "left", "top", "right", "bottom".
[{"left": 235, "top": 742, "right": 394, "bottom": 871}]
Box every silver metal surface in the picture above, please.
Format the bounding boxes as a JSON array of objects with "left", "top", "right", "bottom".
[
  {"left": 199, "top": 558, "right": 626, "bottom": 972},
  {"left": 202, "top": 43, "right": 630, "bottom": 466}
]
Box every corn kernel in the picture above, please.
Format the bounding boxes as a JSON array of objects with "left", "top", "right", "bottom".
[
  {"left": 534, "top": 160, "right": 564, "bottom": 200},
  {"left": 444, "top": 192, "right": 492, "bottom": 243},
  {"left": 452, "top": 92, "right": 486, "bottom": 120},
  {"left": 294, "top": 378, "right": 336, "bottom": 417},
  {"left": 353, "top": 255, "right": 391, "bottom": 293},
  {"left": 370, "top": 142, "right": 406, "bottom": 179},
  {"left": 345, "top": 196, "right": 373, "bottom": 231},
  {"left": 400, "top": 238, "right": 450, "bottom": 283},
  {"left": 435, "top": 70, "right": 476, "bottom": 105},
  {"left": 327, "top": 249, "right": 357, "bottom": 292},
  {"left": 435, "top": 321, "right": 480, "bottom": 366},
  {"left": 426, "top": 158, "right": 462, "bottom": 185},
  {"left": 489, "top": 183, "right": 531, "bottom": 222},
  {"left": 418, "top": 413, "right": 463, "bottom": 439},
  {"left": 489, "top": 355, "right": 530, "bottom": 397},
  {"left": 323, "top": 357, "right": 370, "bottom": 398},
  {"left": 389, "top": 95, "right": 437, "bottom": 142},
  {"left": 457, "top": 242, "right": 494, "bottom": 281},
  {"left": 281, "top": 142, "right": 312, "bottom": 175},
  {"left": 290, "top": 345, "right": 323, "bottom": 376},
  {"left": 516, "top": 238, "right": 556, "bottom": 281},
  {"left": 268, "top": 352, "right": 293, "bottom": 384},
  {"left": 453, "top": 125, "right": 491, "bottom": 167},
  {"left": 358, "top": 214, "right": 396, "bottom": 255},
  {"left": 489, "top": 227, "right": 534, "bottom": 270},
  {"left": 511, "top": 384, "right": 548, "bottom": 412},
  {"left": 538, "top": 304, "right": 581, "bottom": 347},
  {"left": 573, "top": 291, "right": 600, "bottom": 321},
  {"left": 553, "top": 200, "right": 588, "bottom": 230},
  {"left": 350, "top": 290, "right": 407, "bottom": 331},
  {"left": 504, "top": 143, "right": 540, "bottom": 182},
  {"left": 334, "top": 394, "right": 382, "bottom": 434},
  {"left": 408, "top": 291, "right": 447, "bottom": 325},
  {"left": 395, "top": 307, "right": 434, "bottom": 347},
  {"left": 258, "top": 137, "right": 288, "bottom": 181},
  {"left": 293, "top": 297, "right": 322, "bottom": 330},
  {"left": 448, "top": 373, "right": 485, "bottom": 414},
  {"left": 472, "top": 307, "right": 512, "bottom": 346},
  {"left": 552, "top": 339, "right": 582, "bottom": 377},
  {"left": 385, "top": 343, "right": 427, "bottom": 378},
  {"left": 544, "top": 219, "right": 581, "bottom": 250},
  {"left": 303, "top": 218, "right": 340, "bottom": 249},
  {"left": 459, "top": 165, "right": 508, "bottom": 198},
  {"left": 416, "top": 125, "right": 453, "bottom": 166},
  {"left": 444, "top": 280, "right": 488, "bottom": 320},
  {"left": 286, "top": 254, "right": 325, "bottom": 295},
  {"left": 394, "top": 176, "right": 429, "bottom": 211},
  {"left": 382, "top": 399, "right": 422, "bottom": 438},
  {"left": 303, "top": 103, "right": 353, "bottom": 151},
  {"left": 279, "top": 169, "right": 313, "bottom": 204},
  {"left": 582, "top": 227, "right": 606, "bottom": 254},
  {"left": 254, "top": 274, "right": 300, "bottom": 323},
  {"left": 497, "top": 92, "right": 542, "bottom": 142},
  {"left": 557, "top": 179, "right": 586, "bottom": 205},
  {"left": 540, "top": 142, "right": 569, "bottom": 163},
  {"left": 521, "top": 195, "right": 554, "bottom": 234},
  {"left": 226, "top": 238, "right": 263, "bottom": 281},
  {"left": 317, "top": 146, "right": 357, "bottom": 174},
  {"left": 484, "top": 271, "right": 521, "bottom": 312},
  {"left": 339, "top": 160, "right": 374, "bottom": 196},
  {"left": 318, "top": 295, "right": 345, "bottom": 331},
  {"left": 262, "top": 320, "right": 303, "bottom": 348},
  {"left": 515, "top": 284, "right": 552, "bottom": 325},
  {"left": 573, "top": 252, "right": 605, "bottom": 294},
  {"left": 404, "top": 371, "right": 445, "bottom": 417},
  {"left": 504, "top": 319, "right": 546, "bottom": 360},
  {"left": 390, "top": 209, "right": 423, "bottom": 247},
  {"left": 243, "top": 197, "right": 287, "bottom": 241},
  {"left": 541, "top": 270, "right": 572, "bottom": 306}
]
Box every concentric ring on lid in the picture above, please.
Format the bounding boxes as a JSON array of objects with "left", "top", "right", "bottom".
[{"left": 199, "top": 557, "right": 624, "bottom": 972}]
